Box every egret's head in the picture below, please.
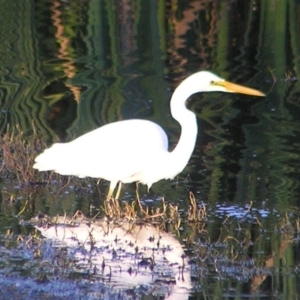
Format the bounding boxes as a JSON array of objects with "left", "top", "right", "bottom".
[
  {"left": 170, "top": 70, "right": 265, "bottom": 120},
  {"left": 179, "top": 71, "right": 265, "bottom": 97}
]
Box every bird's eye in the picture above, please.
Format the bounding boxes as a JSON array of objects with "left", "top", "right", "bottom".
[{"left": 210, "top": 80, "right": 216, "bottom": 85}]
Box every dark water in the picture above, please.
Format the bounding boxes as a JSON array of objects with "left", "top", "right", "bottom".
[{"left": 1, "top": 0, "right": 300, "bottom": 298}]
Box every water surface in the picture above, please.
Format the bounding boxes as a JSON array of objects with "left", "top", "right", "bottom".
[{"left": 1, "top": 0, "right": 300, "bottom": 298}]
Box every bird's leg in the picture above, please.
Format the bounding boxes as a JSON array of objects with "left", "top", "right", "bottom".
[
  {"left": 112, "top": 181, "right": 121, "bottom": 212},
  {"left": 115, "top": 181, "right": 122, "bottom": 200},
  {"left": 106, "top": 189, "right": 113, "bottom": 202},
  {"left": 135, "top": 182, "right": 140, "bottom": 200},
  {"left": 106, "top": 181, "right": 117, "bottom": 201}
]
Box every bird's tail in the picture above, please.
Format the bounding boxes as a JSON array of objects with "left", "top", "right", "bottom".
[{"left": 33, "top": 143, "right": 67, "bottom": 172}]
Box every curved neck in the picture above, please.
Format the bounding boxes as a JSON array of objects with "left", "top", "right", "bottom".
[{"left": 169, "top": 89, "right": 198, "bottom": 174}]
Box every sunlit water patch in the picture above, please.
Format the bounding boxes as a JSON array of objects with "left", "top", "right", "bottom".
[{"left": 213, "top": 203, "right": 273, "bottom": 219}]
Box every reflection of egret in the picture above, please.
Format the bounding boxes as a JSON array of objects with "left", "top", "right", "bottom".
[
  {"left": 33, "top": 71, "right": 265, "bottom": 199},
  {"left": 34, "top": 216, "right": 192, "bottom": 299}
]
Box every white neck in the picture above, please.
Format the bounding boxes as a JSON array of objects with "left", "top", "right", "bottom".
[{"left": 168, "top": 87, "right": 198, "bottom": 176}]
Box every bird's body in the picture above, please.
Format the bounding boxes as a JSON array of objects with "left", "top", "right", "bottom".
[
  {"left": 34, "top": 71, "right": 265, "bottom": 199},
  {"left": 36, "top": 120, "right": 171, "bottom": 188}
]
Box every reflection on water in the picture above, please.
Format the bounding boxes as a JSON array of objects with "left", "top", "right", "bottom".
[
  {"left": 1, "top": 0, "right": 300, "bottom": 298},
  {"left": 0, "top": 205, "right": 299, "bottom": 299},
  {"left": 32, "top": 215, "right": 191, "bottom": 299}
]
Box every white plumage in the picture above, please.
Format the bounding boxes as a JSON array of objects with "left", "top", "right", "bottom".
[{"left": 33, "top": 71, "right": 265, "bottom": 199}]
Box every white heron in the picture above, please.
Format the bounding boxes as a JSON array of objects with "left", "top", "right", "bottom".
[{"left": 33, "top": 71, "right": 265, "bottom": 200}]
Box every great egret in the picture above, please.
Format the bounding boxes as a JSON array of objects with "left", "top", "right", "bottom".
[{"left": 33, "top": 71, "right": 265, "bottom": 200}]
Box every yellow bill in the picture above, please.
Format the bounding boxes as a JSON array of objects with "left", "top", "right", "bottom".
[{"left": 214, "top": 80, "right": 265, "bottom": 97}]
